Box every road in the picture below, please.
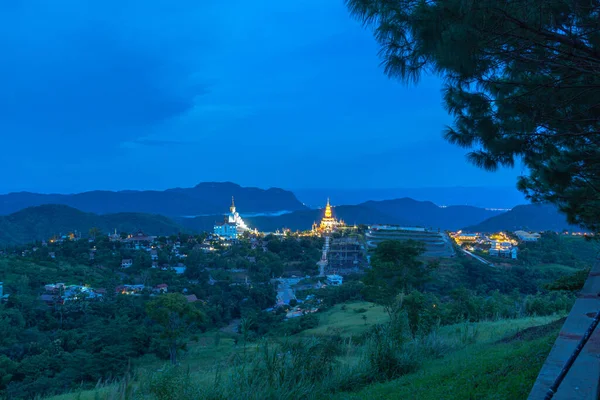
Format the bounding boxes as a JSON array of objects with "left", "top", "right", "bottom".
[
  {"left": 460, "top": 248, "right": 495, "bottom": 267},
  {"left": 276, "top": 280, "right": 297, "bottom": 305}
]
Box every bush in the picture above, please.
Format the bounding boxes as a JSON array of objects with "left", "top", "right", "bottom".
[{"left": 364, "top": 325, "right": 421, "bottom": 381}]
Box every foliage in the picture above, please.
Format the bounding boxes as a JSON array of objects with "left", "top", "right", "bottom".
[
  {"left": 545, "top": 267, "right": 590, "bottom": 291},
  {"left": 0, "top": 204, "right": 185, "bottom": 246},
  {"left": 346, "top": 0, "right": 600, "bottom": 234},
  {"left": 364, "top": 240, "right": 432, "bottom": 304},
  {"left": 335, "top": 318, "right": 562, "bottom": 400},
  {"left": 146, "top": 294, "right": 204, "bottom": 365},
  {"left": 518, "top": 233, "right": 599, "bottom": 268}
]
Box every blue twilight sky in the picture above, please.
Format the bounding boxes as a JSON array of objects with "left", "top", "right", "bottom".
[{"left": 0, "top": 0, "right": 523, "bottom": 194}]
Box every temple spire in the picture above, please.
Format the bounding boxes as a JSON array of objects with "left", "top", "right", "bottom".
[
  {"left": 324, "top": 198, "right": 332, "bottom": 218},
  {"left": 230, "top": 196, "right": 236, "bottom": 213}
]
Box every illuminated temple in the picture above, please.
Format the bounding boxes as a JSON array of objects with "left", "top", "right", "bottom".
[
  {"left": 214, "top": 197, "right": 249, "bottom": 240},
  {"left": 313, "top": 198, "right": 344, "bottom": 234}
]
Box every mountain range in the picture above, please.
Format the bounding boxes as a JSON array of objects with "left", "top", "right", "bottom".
[
  {"left": 0, "top": 182, "right": 306, "bottom": 216},
  {"left": 293, "top": 186, "right": 526, "bottom": 209},
  {"left": 463, "top": 204, "right": 579, "bottom": 232},
  {"left": 0, "top": 183, "right": 580, "bottom": 246}
]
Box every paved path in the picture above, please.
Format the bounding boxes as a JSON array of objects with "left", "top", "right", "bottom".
[
  {"left": 460, "top": 248, "right": 494, "bottom": 267},
  {"left": 529, "top": 260, "right": 600, "bottom": 399},
  {"left": 276, "top": 280, "right": 296, "bottom": 305}
]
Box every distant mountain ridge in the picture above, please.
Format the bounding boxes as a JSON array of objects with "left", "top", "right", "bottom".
[
  {"left": 179, "top": 197, "right": 503, "bottom": 232},
  {"left": 463, "top": 204, "right": 579, "bottom": 232},
  {"left": 293, "top": 186, "right": 526, "bottom": 209},
  {"left": 0, "top": 182, "right": 306, "bottom": 216},
  {"left": 0, "top": 193, "right": 580, "bottom": 247}
]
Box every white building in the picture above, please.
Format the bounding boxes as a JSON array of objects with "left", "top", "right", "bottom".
[
  {"left": 514, "top": 230, "right": 541, "bottom": 242},
  {"left": 214, "top": 197, "right": 250, "bottom": 240},
  {"left": 326, "top": 274, "right": 343, "bottom": 286},
  {"left": 489, "top": 240, "right": 517, "bottom": 259}
]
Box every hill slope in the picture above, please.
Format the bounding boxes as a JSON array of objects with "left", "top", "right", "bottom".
[
  {"left": 0, "top": 182, "right": 306, "bottom": 216},
  {"left": 0, "top": 205, "right": 185, "bottom": 245},
  {"left": 463, "top": 204, "right": 579, "bottom": 232}
]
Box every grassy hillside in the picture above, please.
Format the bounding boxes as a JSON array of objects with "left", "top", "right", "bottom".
[
  {"left": 300, "top": 302, "right": 388, "bottom": 337},
  {"left": 44, "top": 303, "right": 564, "bottom": 400},
  {"left": 335, "top": 317, "right": 563, "bottom": 400}
]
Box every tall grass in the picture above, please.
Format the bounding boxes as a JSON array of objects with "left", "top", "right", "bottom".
[{"left": 85, "top": 311, "right": 476, "bottom": 400}]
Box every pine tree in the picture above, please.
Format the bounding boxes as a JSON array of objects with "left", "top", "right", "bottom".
[{"left": 346, "top": 0, "right": 600, "bottom": 233}]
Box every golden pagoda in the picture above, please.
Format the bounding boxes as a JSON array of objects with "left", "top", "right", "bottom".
[{"left": 314, "top": 198, "right": 344, "bottom": 234}]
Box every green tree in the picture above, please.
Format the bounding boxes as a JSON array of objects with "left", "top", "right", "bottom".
[
  {"left": 88, "top": 227, "right": 102, "bottom": 240},
  {"left": 346, "top": 0, "right": 600, "bottom": 233},
  {"left": 146, "top": 294, "right": 204, "bottom": 365},
  {"left": 365, "top": 240, "right": 429, "bottom": 304}
]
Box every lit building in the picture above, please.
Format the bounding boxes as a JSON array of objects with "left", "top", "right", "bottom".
[
  {"left": 313, "top": 198, "right": 345, "bottom": 234},
  {"left": 455, "top": 233, "right": 480, "bottom": 242},
  {"left": 214, "top": 197, "right": 249, "bottom": 240},
  {"left": 366, "top": 225, "right": 454, "bottom": 257},
  {"left": 326, "top": 274, "right": 343, "bottom": 286},
  {"left": 489, "top": 240, "right": 518, "bottom": 259}
]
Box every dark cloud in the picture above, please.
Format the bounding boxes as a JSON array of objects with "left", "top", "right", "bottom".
[
  {"left": 0, "top": 0, "right": 206, "bottom": 142},
  {"left": 0, "top": 0, "right": 522, "bottom": 193}
]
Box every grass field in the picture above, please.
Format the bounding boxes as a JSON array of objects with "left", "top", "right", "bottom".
[
  {"left": 300, "top": 302, "right": 388, "bottom": 337},
  {"left": 45, "top": 304, "right": 564, "bottom": 400}
]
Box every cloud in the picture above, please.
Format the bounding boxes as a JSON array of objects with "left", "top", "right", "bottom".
[{"left": 0, "top": 0, "right": 209, "bottom": 144}]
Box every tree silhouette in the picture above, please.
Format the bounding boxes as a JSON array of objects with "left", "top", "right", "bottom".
[{"left": 346, "top": 0, "right": 600, "bottom": 233}]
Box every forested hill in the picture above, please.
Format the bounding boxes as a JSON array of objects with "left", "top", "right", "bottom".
[
  {"left": 0, "top": 205, "right": 185, "bottom": 246},
  {"left": 463, "top": 204, "right": 579, "bottom": 232},
  {"left": 0, "top": 182, "right": 306, "bottom": 216}
]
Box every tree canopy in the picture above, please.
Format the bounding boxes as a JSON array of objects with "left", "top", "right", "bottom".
[
  {"left": 365, "top": 240, "right": 430, "bottom": 303},
  {"left": 146, "top": 293, "right": 204, "bottom": 365},
  {"left": 346, "top": 0, "right": 600, "bottom": 233}
]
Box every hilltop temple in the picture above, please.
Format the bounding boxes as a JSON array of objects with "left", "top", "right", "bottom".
[
  {"left": 214, "top": 197, "right": 249, "bottom": 240},
  {"left": 313, "top": 198, "right": 344, "bottom": 234}
]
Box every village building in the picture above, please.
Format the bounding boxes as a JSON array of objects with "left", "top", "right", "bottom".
[
  {"left": 326, "top": 274, "right": 343, "bottom": 286},
  {"left": 153, "top": 283, "right": 168, "bottom": 293},
  {"left": 185, "top": 294, "right": 199, "bottom": 303},
  {"left": 121, "top": 259, "right": 133, "bottom": 268},
  {"left": 174, "top": 263, "right": 187, "bottom": 275},
  {"left": 125, "top": 230, "right": 156, "bottom": 249},
  {"left": 514, "top": 230, "right": 541, "bottom": 242}
]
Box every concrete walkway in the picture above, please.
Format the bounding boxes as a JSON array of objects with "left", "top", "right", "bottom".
[
  {"left": 461, "top": 248, "right": 494, "bottom": 267},
  {"left": 529, "top": 261, "right": 600, "bottom": 399}
]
